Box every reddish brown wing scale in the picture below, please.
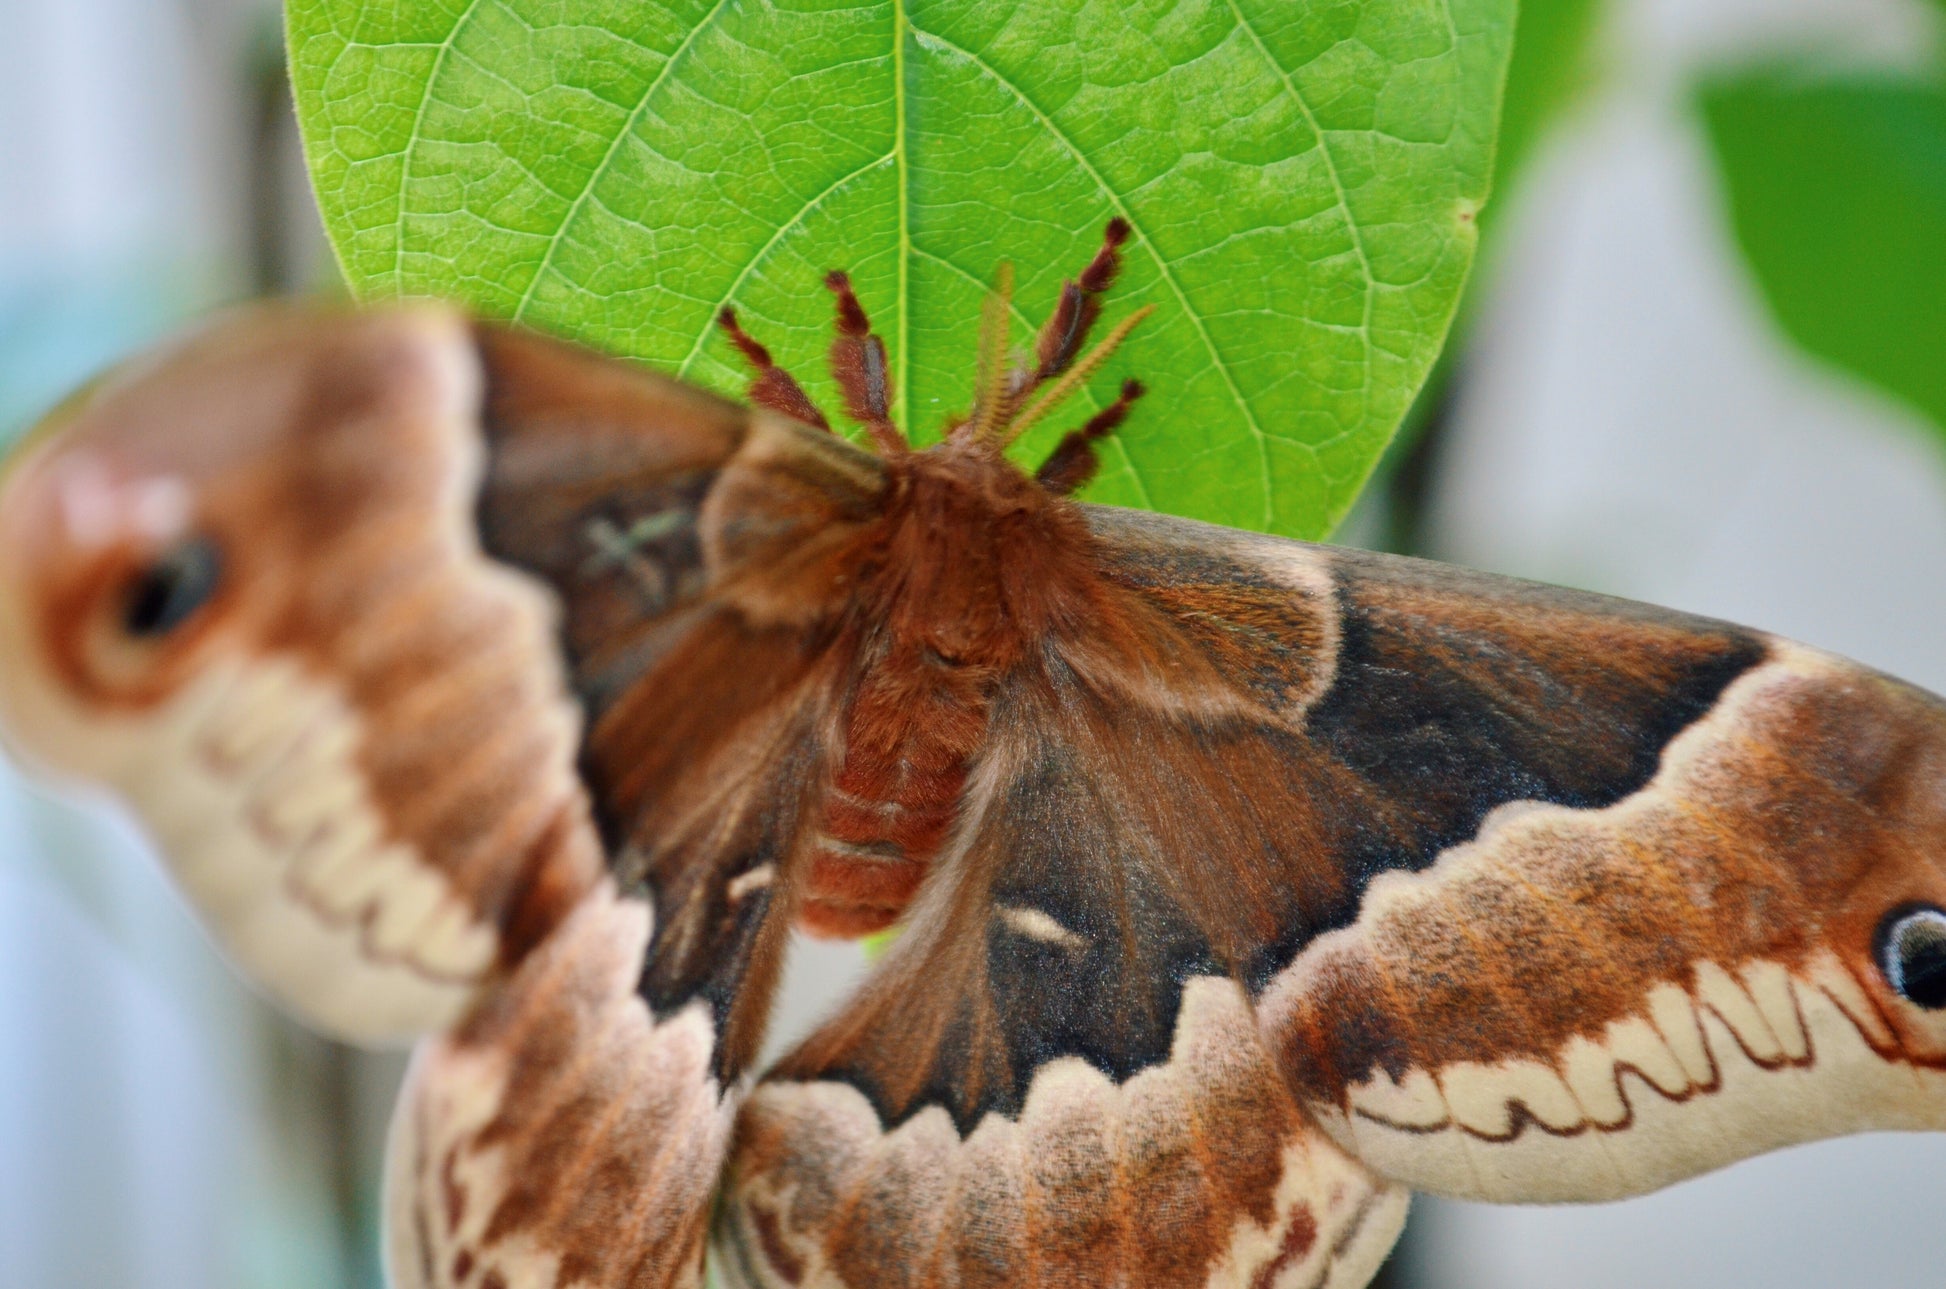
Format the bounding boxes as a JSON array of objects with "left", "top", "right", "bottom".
[
  {"left": 721, "top": 505, "right": 1946, "bottom": 1287},
  {"left": 468, "top": 246, "right": 1946, "bottom": 1285},
  {"left": 6, "top": 219, "right": 1946, "bottom": 1289},
  {"left": 472, "top": 325, "right": 876, "bottom": 1080}
]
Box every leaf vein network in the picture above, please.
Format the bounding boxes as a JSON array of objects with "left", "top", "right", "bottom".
[
  {"left": 674, "top": 149, "right": 900, "bottom": 379},
  {"left": 906, "top": 22, "right": 1281, "bottom": 526},
  {"left": 1221, "top": 0, "right": 1377, "bottom": 410},
  {"left": 391, "top": 0, "right": 490, "bottom": 292},
  {"left": 509, "top": 0, "right": 737, "bottom": 323}
]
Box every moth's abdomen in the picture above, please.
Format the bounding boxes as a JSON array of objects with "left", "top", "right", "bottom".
[
  {"left": 800, "top": 651, "right": 990, "bottom": 937},
  {"left": 799, "top": 815, "right": 935, "bottom": 939}
]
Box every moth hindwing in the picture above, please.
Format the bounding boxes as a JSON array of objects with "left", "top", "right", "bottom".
[{"left": 0, "top": 231, "right": 1943, "bottom": 1288}]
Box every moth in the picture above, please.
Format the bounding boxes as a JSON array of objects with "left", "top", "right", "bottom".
[{"left": 0, "top": 222, "right": 1943, "bottom": 1289}]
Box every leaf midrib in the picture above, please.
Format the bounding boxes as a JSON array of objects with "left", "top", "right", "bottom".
[
  {"left": 893, "top": 0, "right": 912, "bottom": 431},
  {"left": 1223, "top": 0, "right": 1379, "bottom": 405},
  {"left": 909, "top": 24, "right": 1283, "bottom": 527},
  {"left": 301, "top": 0, "right": 1503, "bottom": 540}
]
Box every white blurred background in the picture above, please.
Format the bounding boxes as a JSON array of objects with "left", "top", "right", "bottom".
[{"left": 0, "top": 0, "right": 1942, "bottom": 1286}]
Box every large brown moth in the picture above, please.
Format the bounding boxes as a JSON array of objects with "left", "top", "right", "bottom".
[{"left": 1, "top": 223, "right": 1945, "bottom": 1289}]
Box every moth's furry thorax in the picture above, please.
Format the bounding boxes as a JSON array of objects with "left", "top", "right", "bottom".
[{"left": 860, "top": 434, "right": 1106, "bottom": 668}]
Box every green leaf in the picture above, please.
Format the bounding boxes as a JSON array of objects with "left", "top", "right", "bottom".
[
  {"left": 1353, "top": 0, "right": 1605, "bottom": 553},
  {"left": 1701, "top": 70, "right": 1946, "bottom": 437},
  {"left": 290, "top": 0, "right": 1513, "bottom": 538}
]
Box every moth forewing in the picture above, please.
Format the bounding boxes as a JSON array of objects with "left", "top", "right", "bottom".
[{"left": 2, "top": 242, "right": 1945, "bottom": 1289}]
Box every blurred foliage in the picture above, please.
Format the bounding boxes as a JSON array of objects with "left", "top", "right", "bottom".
[
  {"left": 289, "top": 0, "right": 1516, "bottom": 540},
  {"left": 1486, "top": 0, "right": 1605, "bottom": 233},
  {"left": 1702, "top": 65, "right": 1946, "bottom": 439},
  {"left": 1380, "top": 0, "right": 1946, "bottom": 549}
]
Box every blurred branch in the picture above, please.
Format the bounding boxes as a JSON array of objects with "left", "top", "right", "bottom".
[
  {"left": 1700, "top": 64, "right": 1946, "bottom": 442},
  {"left": 242, "top": 15, "right": 390, "bottom": 1288}
]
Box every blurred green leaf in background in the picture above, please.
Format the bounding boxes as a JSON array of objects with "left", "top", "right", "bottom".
[
  {"left": 1482, "top": 0, "right": 1604, "bottom": 233},
  {"left": 1704, "top": 65, "right": 1946, "bottom": 439},
  {"left": 289, "top": 0, "right": 1516, "bottom": 541}
]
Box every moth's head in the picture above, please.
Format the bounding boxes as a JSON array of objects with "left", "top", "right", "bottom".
[{"left": 0, "top": 303, "right": 483, "bottom": 786}]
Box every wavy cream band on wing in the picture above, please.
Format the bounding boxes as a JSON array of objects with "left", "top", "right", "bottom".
[
  {"left": 720, "top": 976, "right": 1407, "bottom": 1289},
  {"left": 1320, "top": 950, "right": 1943, "bottom": 1202},
  {"left": 387, "top": 886, "right": 733, "bottom": 1289},
  {"left": 0, "top": 636, "right": 498, "bottom": 1040},
  {"left": 1261, "top": 642, "right": 1946, "bottom": 1202},
  {"left": 0, "top": 306, "right": 609, "bottom": 1043}
]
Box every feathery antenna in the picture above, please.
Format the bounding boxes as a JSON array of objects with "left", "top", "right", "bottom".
[
  {"left": 1036, "top": 379, "right": 1147, "bottom": 495},
  {"left": 722, "top": 220, "right": 1148, "bottom": 477},
  {"left": 965, "top": 263, "right": 1017, "bottom": 443},
  {"left": 1002, "top": 304, "right": 1153, "bottom": 448}
]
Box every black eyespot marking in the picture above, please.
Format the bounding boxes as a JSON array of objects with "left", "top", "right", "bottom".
[
  {"left": 123, "top": 537, "right": 223, "bottom": 638},
  {"left": 1877, "top": 904, "right": 1946, "bottom": 1010}
]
